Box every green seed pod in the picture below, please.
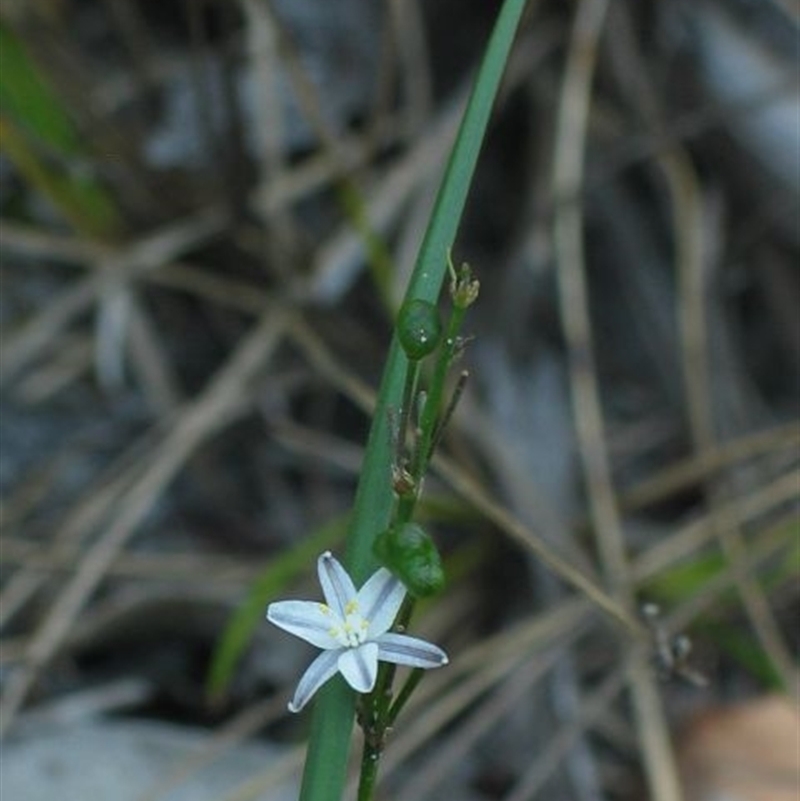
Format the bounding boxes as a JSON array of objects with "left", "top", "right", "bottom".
[
  {"left": 396, "top": 299, "right": 442, "bottom": 361},
  {"left": 374, "top": 522, "right": 445, "bottom": 598}
]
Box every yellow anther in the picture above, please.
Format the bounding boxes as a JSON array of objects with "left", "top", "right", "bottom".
[
  {"left": 318, "top": 603, "right": 331, "bottom": 614},
  {"left": 345, "top": 600, "right": 359, "bottom": 615}
]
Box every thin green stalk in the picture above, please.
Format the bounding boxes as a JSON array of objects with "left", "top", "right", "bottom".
[
  {"left": 398, "top": 359, "right": 422, "bottom": 463},
  {"left": 397, "top": 304, "right": 467, "bottom": 522},
  {"left": 356, "top": 597, "right": 417, "bottom": 799},
  {"left": 357, "top": 742, "right": 381, "bottom": 801},
  {"left": 386, "top": 668, "right": 425, "bottom": 727},
  {"left": 354, "top": 264, "right": 475, "bottom": 798},
  {"left": 297, "top": 2, "right": 529, "bottom": 799}
]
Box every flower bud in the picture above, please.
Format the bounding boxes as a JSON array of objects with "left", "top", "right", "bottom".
[
  {"left": 450, "top": 262, "right": 479, "bottom": 309},
  {"left": 397, "top": 299, "right": 442, "bottom": 361},
  {"left": 373, "top": 522, "right": 445, "bottom": 598}
]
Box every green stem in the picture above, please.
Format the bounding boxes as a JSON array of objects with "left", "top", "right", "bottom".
[
  {"left": 355, "top": 597, "right": 416, "bottom": 800},
  {"left": 398, "top": 359, "right": 421, "bottom": 464},
  {"left": 397, "top": 305, "right": 467, "bottom": 522},
  {"left": 357, "top": 741, "right": 381, "bottom": 801},
  {"left": 298, "top": 679, "right": 357, "bottom": 801},
  {"left": 414, "top": 305, "right": 467, "bottom": 473},
  {"left": 386, "top": 668, "right": 425, "bottom": 727}
]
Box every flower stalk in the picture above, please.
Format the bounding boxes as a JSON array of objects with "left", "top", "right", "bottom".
[
  {"left": 282, "top": 2, "right": 530, "bottom": 797},
  {"left": 349, "top": 256, "right": 479, "bottom": 797}
]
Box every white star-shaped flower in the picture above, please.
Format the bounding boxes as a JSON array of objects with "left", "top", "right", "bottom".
[{"left": 267, "top": 551, "right": 449, "bottom": 712}]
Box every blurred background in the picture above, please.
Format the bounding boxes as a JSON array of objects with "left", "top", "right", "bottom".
[{"left": 0, "top": 1, "right": 798, "bottom": 799}]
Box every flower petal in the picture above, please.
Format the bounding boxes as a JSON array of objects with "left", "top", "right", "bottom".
[
  {"left": 358, "top": 568, "right": 406, "bottom": 638},
  {"left": 267, "top": 600, "right": 340, "bottom": 649},
  {"left": 317, "top": 551, "right": 357, "bottom": 619},
  {"left": 288, "top": 649, "right": 341, "bottom": 713},
  {"left": 376, "top": 632, "right": 449, "bottom": 669},
  {"left": 337, "top": 642, "right": 379, "bottom": 693}
]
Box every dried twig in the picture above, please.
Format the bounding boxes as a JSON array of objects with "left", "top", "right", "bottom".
[
  {"left": 605, "top": 2, "right": 798, "bottom": 693},
  {"left": 551, "top": 2, "right": 683, "bottom": 800},
  {"left": 1, "top": 208, "right": 227, "bottom": 384},
  {"left": 0, "top": 309, "right": 290, "bottom": 737}
]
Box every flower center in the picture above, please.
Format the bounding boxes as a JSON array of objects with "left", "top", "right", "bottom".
[{"left": 330, "top": 600, "right": 369, "bottom": 648}]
